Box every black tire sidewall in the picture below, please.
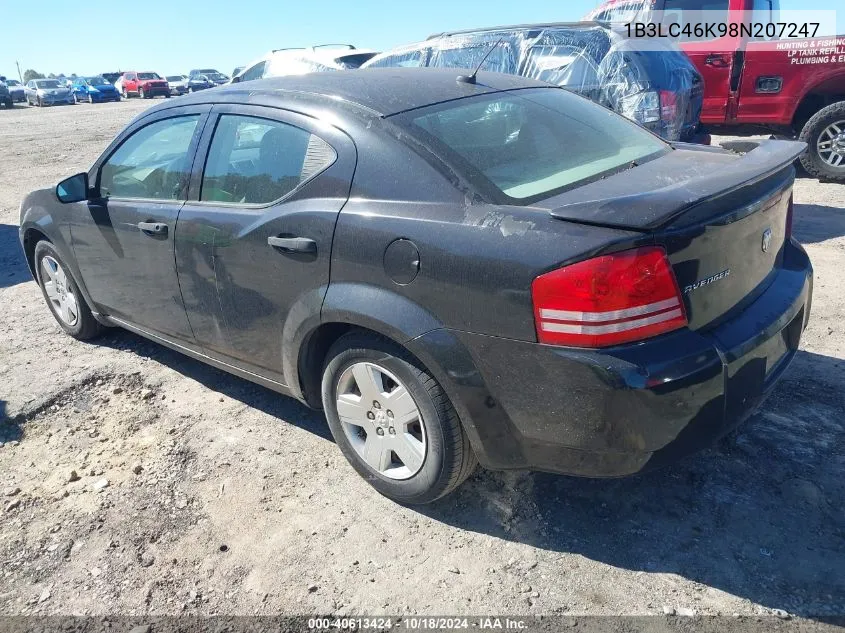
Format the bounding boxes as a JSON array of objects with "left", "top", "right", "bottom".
[
  {"left": 322, "top": 340, "right": 454, "bottom": 504},
  {"left": 799, "top": 102, "right": 845, "bottom": 182},
  {"left": 33, "top": 241, "right": 94, "bottom": 339}
]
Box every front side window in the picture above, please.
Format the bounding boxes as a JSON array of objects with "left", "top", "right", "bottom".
[
  {"left": 396, "top": 88, "right": 668, "bottom": 203},
  {"left": 99, "top": 115, "right": 200, "bottom": 200},
  {"left": 200, "top": 114, "right": 336, "bottom": 205}
]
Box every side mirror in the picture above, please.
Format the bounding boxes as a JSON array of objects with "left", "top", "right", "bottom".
[
  {"left": 231, "top": 75, "right": 241, "bottom": 84},
  {"left": 56, "top": 172, "right": 89, "bottom": 204}
]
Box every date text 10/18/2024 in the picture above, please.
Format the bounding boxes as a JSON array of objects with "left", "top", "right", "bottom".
[{"left": 307, "top": 617, "right": 529, "bottom": 630}]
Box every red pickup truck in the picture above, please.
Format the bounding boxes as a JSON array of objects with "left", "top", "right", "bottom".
[
  {"left": 586, "top": 0, "right": 845, "bottom": 182},
  {"left": 119, "top": 72, "right": 170, "bottom": 100}
]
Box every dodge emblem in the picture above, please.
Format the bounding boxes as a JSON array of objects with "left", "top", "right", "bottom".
[{"left": 762, "top": 228, "right": 772, "bottom": 253}]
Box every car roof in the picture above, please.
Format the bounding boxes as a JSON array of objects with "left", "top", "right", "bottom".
[
  {"left": 169, "top": 67, "right": 552, "bottom": 117},
  {"left": 428, "top": 21, "right": 609, "bottom": 38}
]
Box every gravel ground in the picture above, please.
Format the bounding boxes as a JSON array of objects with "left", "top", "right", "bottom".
[{"left": 0, "top": 99, "right": 843, "bottom": 619}]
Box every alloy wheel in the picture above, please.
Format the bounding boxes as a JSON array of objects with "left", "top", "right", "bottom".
[
  {"left": 40, "top": 256, "right": 79, "bottom": 326},
  {"left": 817, "top": 120, "right": 845, "bottom": 169},
  {"left": 335, "top": 362, "right": 427, "bottom": 480}
]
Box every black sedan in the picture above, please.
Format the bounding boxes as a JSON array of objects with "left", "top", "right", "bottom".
[{"left": 18, "top": 69, "right": 812, "bottom": 504}]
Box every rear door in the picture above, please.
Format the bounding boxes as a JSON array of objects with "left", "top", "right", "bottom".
[{"left": 175, "top": 104, "right": 356, "bottom": 380}]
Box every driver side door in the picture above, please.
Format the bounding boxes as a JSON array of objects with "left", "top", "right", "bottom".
[{"left": 69, "top": 105, "right": 211, "bottom": 340}]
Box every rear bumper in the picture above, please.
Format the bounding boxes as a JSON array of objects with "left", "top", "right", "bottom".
[{"left": 409, "top": 240, "right": 813, "bottom": 477}]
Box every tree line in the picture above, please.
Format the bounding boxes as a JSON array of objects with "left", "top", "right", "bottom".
[{"left": 21, "top": 70, "right": 79, "bottom": 82}]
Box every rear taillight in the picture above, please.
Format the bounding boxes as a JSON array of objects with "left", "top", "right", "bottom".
[
  {"left": 785, "top": 193, "right": 794, "bottom": 240},
  {"left": 659, "top": 90, "right": 678, "bottom": 121},
  {"left": 532, "top": 246, "right": 688, "bottom": 348}
]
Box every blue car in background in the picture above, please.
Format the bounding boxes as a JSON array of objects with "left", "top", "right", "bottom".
[{"left": 71, "top": 76, "right": 121, "bottom": 103}]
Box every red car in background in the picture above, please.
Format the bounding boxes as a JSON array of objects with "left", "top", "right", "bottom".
[{"left": 119, "top": 72, "right": 170, "bottom": 99}]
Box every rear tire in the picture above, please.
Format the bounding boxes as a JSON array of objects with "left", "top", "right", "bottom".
[
  {"left": 798, "top": 101, "right": 845, "bottom": 183},
  {"left": 321, "top": 332, "right": 477, "bottom": 504},
  {"left": 33, "top": 241, "right": 101, "bottom": 341}
]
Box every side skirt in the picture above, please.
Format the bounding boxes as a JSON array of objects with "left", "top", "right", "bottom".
[{"left": 104, "top": 315, "right": 300, "bottom": 402}]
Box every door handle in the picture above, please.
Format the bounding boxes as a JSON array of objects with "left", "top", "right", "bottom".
[
  {"left": 705, "top": 53, "right": 730, "bottom": 67},
  {"left": 267, "top": 236, "right": 317, "bottom": 254},
  {"left": 137, "top": 221, "right": 168, "bottom": 235}
]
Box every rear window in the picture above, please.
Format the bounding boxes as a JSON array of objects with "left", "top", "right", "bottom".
[
  {"left": 395, "top": 88, "right": 668, "bottom": 203},
  {"left": 335, "top": 53, "right": 378, "bottom": 69}
]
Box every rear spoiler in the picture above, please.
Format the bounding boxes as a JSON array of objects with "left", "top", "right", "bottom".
[{"left": 547, "top": 140, "right": 807, "bottom": 231}]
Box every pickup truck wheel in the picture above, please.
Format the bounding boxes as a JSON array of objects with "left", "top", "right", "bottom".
[
  {"left": 321, "top": 332, "right": 477, "bottom": 504},
  {"left": 799, "top": 101, "right": 845, "bottom": 183}
]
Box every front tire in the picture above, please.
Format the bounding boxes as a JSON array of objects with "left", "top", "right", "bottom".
[
  {"left": 799, "top": 101, "right": 845, "bottom": 183},
  {"left": 138, "top": 87, "right": 146, "bottom": 99},
  {"left": 33, "top": 241, "right": 101, "bottom": 341},
  {"left": 321, "top": 332, "right": 476, "bottom": 504},
  {"left": 122, "top": 88, "right": 129, "bottom": 99}
]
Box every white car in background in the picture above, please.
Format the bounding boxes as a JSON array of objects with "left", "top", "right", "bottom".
[{"left": 231, "top": 44, "right": 378, "bottom": 83}]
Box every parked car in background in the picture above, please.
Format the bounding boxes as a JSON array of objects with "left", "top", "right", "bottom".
[
  {"left": 71, "top": 76, "right": 121, "bottom": 103},
  {"left": 101, "top": 72, "right": 122, "bottom": 85},
  {"left": 186, "top": 75, "right": 214, "bottom": 92},
  {"left": 364, "top": 23, "right": 705, "bottom": 142},
  {"left": 0, "top": 79, "right": 12, "bottom": 108},
  {"left": 232, "top": 44, "right": 378, "bottom": 83},
  {"left": 188, "top": 69, "right": 229, "bottom": 86},
  {"left": 119, "top": 72, "right": 170, "bottom": 99},
  {"left": 19, "top": 69, "right": 812, "bottom": 503},
  {"left": 166, "top": 75, "right": 190, "bottom": 96},
  {"left": 25, "top": 79, "right": 74, "bottom": 107},
  {"left": 5, "top": 79, "right": 26, "bottom": 102}
]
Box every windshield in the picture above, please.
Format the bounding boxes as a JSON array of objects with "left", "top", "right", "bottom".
[
  {"left": 7, "top": 79, "right": 20, "bottom": 86},
  {"left": 395, "top": 88, "right": 668, "bottom": 203},
  {"left": 87, "top": 76, "right": 107, "bottom": 85},
  {"left": 36, "top": 80, "right": 61, "bottom": 89},
  {"left": 166, "top": 76, "right": 183, "bottom": 82},
  {"left": 138, "top": 73, "right": 160, "bottom": 80}
]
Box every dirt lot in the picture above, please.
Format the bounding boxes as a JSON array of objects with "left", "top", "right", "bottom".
[{"left": 0, "top": 99, "right": 843, "bottom": 619}]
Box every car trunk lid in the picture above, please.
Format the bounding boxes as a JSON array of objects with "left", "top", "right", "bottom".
[{"left": 540, "top": 140, "right": 805, "bottom": 330}]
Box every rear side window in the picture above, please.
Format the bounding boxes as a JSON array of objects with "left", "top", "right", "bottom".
[
  {"left": 239, "top": 61, "right": 266, "bottom": 82},
  {"left": 365, "top": 49, "right": 427, "bottom": 68},
  {"left": 396, "top": 88, "right": 667, "bottom": 203},
  {"left": 430, "top": 42, "right": 517, "bottom": 75},
  {"left": 200, "top": 114, "right": 336, "bottom": 205}
]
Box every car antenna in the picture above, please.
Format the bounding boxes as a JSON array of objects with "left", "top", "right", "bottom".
[{"left": 457, "top": 38, "right": 504, "bottom": 85}]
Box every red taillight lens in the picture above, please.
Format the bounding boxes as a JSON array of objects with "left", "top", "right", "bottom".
[
  {"left": 532, "top": 246, "right": 688, "bottom": 348},
  {"left": 785, "top": 193, "right": 794, "bottom": 240},
  {"left": 659, "top": 90, "right": 678, "bottom": 121}
]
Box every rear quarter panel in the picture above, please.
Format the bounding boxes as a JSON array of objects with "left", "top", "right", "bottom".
[{"left": 327, "top": 120, "right": 642, "bottom": 343}]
